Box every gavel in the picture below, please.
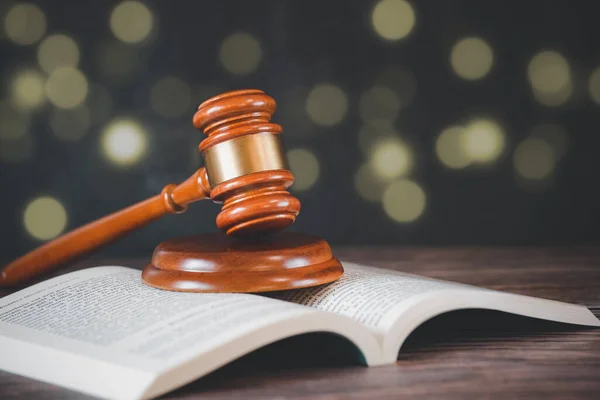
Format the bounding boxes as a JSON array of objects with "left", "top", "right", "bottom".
[{"left": 1, "top": 89, "right": 342, "bottom": 291}]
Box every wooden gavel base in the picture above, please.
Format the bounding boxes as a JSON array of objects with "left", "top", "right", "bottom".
[{"left": 141, "top": 232, "right": 344, "bottom": 293}]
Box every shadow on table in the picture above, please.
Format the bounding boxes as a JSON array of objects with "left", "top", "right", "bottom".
[
  {"left": 164, "top": 332, "right": 365, "bottom": 398},
  {"left": 399, "top": 308, "right": 598, "bottom": 359},
  {"left": 165, "top": 308, "right": 598, "bottom": 397}
]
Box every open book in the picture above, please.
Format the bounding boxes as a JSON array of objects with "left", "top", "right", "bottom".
[{"left": 0, "top": 263, "right": 597, "bottom": 400}]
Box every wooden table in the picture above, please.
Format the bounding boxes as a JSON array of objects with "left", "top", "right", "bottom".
[{"left": 1, "top": 247, "right": 599, "bottom": 399}]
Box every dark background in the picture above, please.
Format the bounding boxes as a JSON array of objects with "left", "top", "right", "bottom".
[{"left": 1, "top": 0, "right": 599, "bottom": 264}]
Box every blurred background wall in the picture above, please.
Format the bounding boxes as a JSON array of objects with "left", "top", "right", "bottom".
[{"left": 1, "top": 0, "right": 599, "bottom": 262}]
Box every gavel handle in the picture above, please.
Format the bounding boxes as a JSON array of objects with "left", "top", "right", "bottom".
[{"left": 0, "top": 168, "right": 211, "bottom": 287}]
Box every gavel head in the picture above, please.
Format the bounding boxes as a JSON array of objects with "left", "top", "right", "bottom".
[{"left": 193, "top": 89, "right": 301, "bottom": 237}]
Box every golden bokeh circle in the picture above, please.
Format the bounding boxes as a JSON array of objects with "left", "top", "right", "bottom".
[
  {"left": 371, "top": 0, "right": 416, "bottom": 41},
  {"left": 101, "top": 119, "right": 148, "bottom": 166},
  {"left": 450, "top": 37, "right": 494, "bottom": 80},
  {"left": 528, "top": 51, "right": 572, "bottom": 107},
  {"left": 11, "top": 69, "right": 46, "bottom": 110},
  {"left": 461, "top": 119, "right": 506, "bottom": 164},
  {"left": 4, "top": 3, "right": 46, "bottom": 45},
  {"left": 513, "top": 138, "right": 555, "bottom": 180},
  {"left": 110, "top": 1, "right": 153, "bottom": 44},
  {"left": 369, "top": 136, "right": 413, "bottom": 180},
  {"left": 23, "top": 196, "right": 68, "bottom": 240},
  {"left": 45, "top": 67, "right": 89, "bottom": 109},
  {"left": 305, "top": 84, "right": 348, "bottom": 127},
  {"left": 382, "top": 179, "right": 426, "bottom": 223},
  {"left": 219, "top": 32, "right": 262, "bottom": 75},
  {"left": 435, "top": 126, "right": 471, "bottom": 169},
  {"left": 37, "top": 34, "right": 80, "bottom": 73}
]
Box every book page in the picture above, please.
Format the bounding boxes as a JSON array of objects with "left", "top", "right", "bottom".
[
  {"left": 0, "top": 267, "right": 313, "bottom": 372},
  {"left": 273, "top": 262, "right": 460, "bottom": 336},
  {"left": 0, "top": 266, "right": 381, "bottom": 399},
  {"left": 273, "top": 262, "right": 599, "bottom": 353}
]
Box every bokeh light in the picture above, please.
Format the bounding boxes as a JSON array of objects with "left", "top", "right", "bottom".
[
  {"left": 382, "top": 179, "right": 426, "bottom": 223},
  {"left": 50, "top": 105, "right": 91, "bottom": 141},
  {"left": 305, "top": 83, "right": 348, "bottom": 126},
  {"left": 11, "top": 69, "right": 46, "bottom": 110},
  {"left": 288, "top": 148, "right": 320, "bottom": 192},
  {"left": 371, "top": 0, "right": 415, "bottom": 41},
  {"left": 450, "top": 37, "right": 494, "bottom": 80},
  {"left": 110, "top": 1, "right": 154, "bottom": 44},
  {"left": 0, "top": 1, "right": 595, "bottom": 250},
  {"left": 354, "top": 163, "right": 387, "bottom": 202},
  {"left": 530, "top": 124, "right": 568, "bottom": 160},
  {"left": 101, "top": 119, "right": 148, "bottom": 166},
  {"left": 37, "top": 34, "right": 80, "bottom": 73},
  {"left": 23, "top": 196, "right": 67, "bottom": 241},
  {"left": 528, "top": 51, "right": 572, "bottom": 106},
  {"left": 150, "top": 76, "right": 191, "bottom": 118},
  {"left": 4, "top": 3, "right": 46, "bottom": 45},
  {"left": 513, "top": 138, "right": 555, "bottom": 180},
  {"left": 369, "top": 137, "right": 413, "bottom": 180},
  {"left": 359, "top": 86, "right": 401, "bottom": 123},
  {"left": 435, "top": 125, "right": 471, "bottom": 169},
  {"left": 0, "top": 102, "right": 30, "bottom": 140},
  {"left": 588, "top": 66, "right": 600, "bottom": 106},
  {"left": 45, "top": 67, "right": 89, "bottom": 109},
  {"left": 219, "top": 32, "right": 262, "bottom": 75},
  {"left": 461, "top": 119, "right": 506, "bottom": 163}
]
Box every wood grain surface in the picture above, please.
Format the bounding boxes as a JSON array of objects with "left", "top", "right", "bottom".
[{"left": 1, "top": 246, "right": 599, "bottom": 399}]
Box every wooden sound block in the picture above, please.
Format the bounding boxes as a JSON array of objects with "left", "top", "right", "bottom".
[{"left": 141, "top": 233, "right": 344, "bottom": 293}]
